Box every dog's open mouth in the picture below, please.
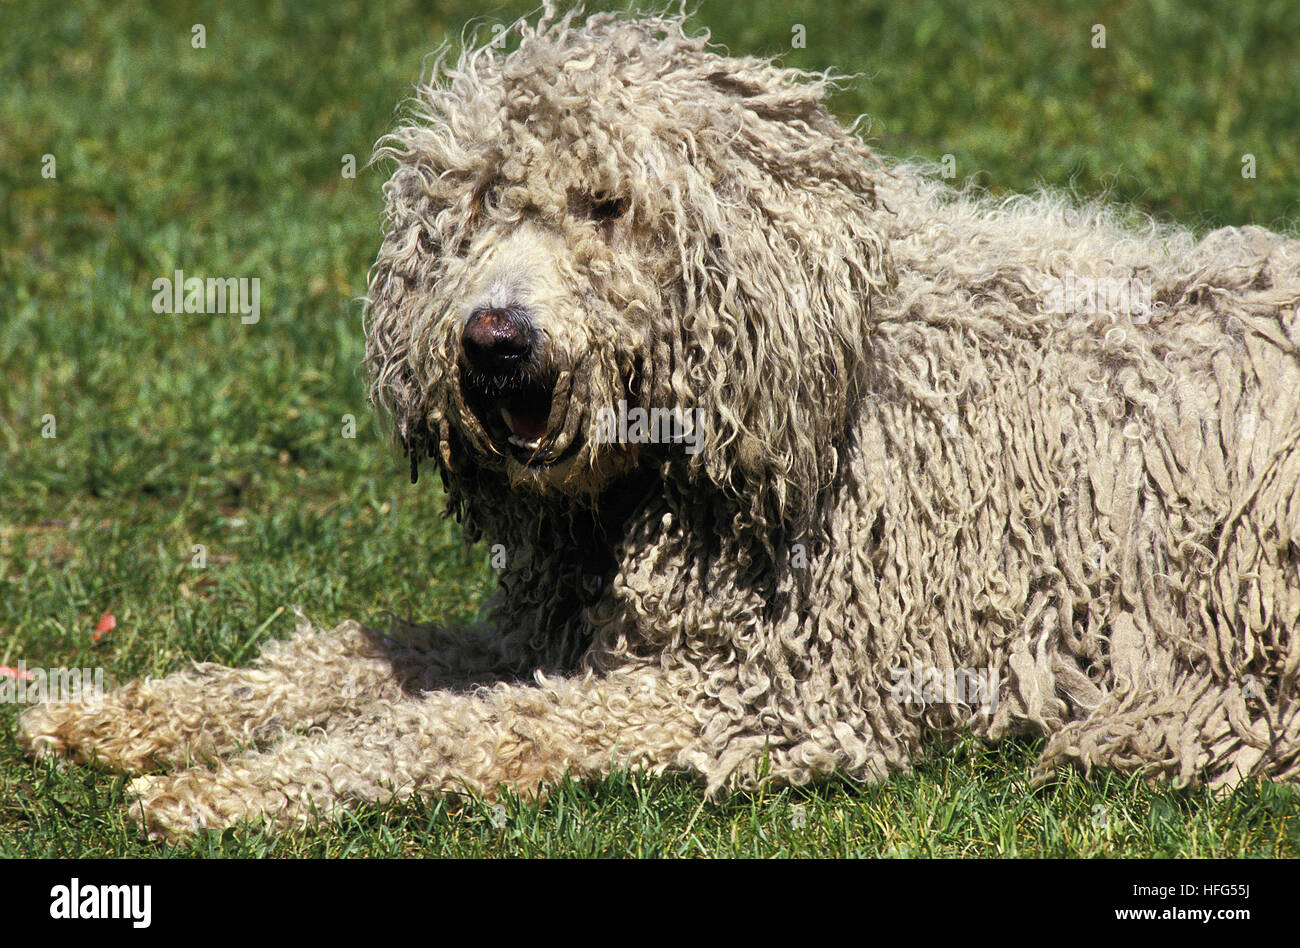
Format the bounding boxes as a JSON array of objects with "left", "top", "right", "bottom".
[
  {"left": 463, "top": 372, "right": 581, "bottom": 467},
  {"left": 495, "top": 381, "right": 556, "bottom": 461},
  {"left": 500, "top": 391, "right": 551, "bottom": 451}
]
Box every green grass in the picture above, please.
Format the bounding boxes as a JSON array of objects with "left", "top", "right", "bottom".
[
  {"left": 1, "top": 0, "right": 1297, "bottom": 857},
  {"left": 9, "top": 737, "right": 1299, "bottom": 857}
]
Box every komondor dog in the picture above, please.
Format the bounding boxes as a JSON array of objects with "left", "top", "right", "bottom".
[{"left": 19, "top": 7, "right": 1300, "bottom": 838}]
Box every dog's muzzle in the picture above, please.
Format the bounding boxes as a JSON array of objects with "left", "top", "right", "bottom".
[{"left": 459, "top": 305, "right": 569, "bottom": 465}]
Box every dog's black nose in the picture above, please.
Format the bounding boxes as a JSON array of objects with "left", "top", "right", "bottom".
[{"left": 462, "top": 306, "right": 531, "bottom": 372}]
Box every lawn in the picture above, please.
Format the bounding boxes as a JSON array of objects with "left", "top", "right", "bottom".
[{"left": 1, "top": 0, "right": 1297, "bottom": 857}]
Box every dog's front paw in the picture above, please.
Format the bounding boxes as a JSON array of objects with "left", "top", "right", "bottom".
[
  {"left": 17, "top": 680, "right": 188, "bottom": 773},
  {"left": 125, "top": 764, "right": 302, "bottom": 841},
  {"left": 16, "top": 702, "right": 76, "bottom": 759},
  {"left": 17, "top": 697, "right": 142, "bottom": 765},
  {"left": 125, "top": 774, "right": 216, "bottom": 841}
]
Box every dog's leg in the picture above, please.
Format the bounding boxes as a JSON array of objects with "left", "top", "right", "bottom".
[
  {"left": 1032, "top": 673, "right": 1300, "bottom": 788},
  {"left": 124, "top": 668, "right": 704, "bottom": 838},
  {"left": 18, "top": 618, "right": 512, "bottom": 774}
]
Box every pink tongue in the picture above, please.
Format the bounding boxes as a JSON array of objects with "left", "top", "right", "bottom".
[{"left": 506, "top": 407, "right": 548, "bottom": 441}]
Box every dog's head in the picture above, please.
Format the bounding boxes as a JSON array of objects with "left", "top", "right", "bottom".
[{"left": 366, "top": 6, "right": 894, "bottom": 534}]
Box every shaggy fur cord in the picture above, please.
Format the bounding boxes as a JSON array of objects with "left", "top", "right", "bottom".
[{"left": 18, "top": 6, "right": 1300, "bottom": 838}]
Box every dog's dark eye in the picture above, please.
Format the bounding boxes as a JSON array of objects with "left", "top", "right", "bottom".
[{"left": 590, "top": 196, "right": 628, "bottom": 221}]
